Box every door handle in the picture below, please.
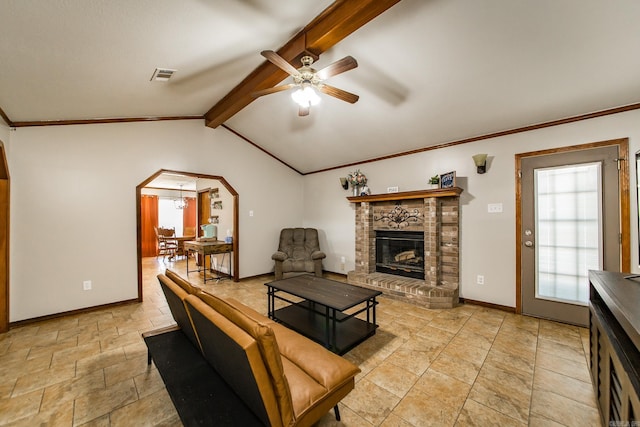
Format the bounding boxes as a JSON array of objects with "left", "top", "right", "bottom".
[{"left": 524, "top": 240, "right": 534, "bottom": 247}]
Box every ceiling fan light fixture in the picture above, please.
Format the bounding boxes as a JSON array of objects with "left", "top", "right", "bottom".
[
  {"left": 255, "top": 50, "right": 358, "bottom": 115},
  {"left": 291, "top": 84, "right": 321, "bottom": 107}
]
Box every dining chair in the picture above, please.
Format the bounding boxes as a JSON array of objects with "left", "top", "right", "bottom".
[{"left": 156, "top": 226, "right": 179, "bottom": 261}]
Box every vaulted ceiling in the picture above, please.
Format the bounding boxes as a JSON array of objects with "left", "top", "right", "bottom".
[{"left": 2, "top": 0, "right": 640, "bottom": 174}]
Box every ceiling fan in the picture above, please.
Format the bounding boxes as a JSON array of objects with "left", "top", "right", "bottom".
[{"left": 252, "top": 50, "right": 359, "bottom": 116}]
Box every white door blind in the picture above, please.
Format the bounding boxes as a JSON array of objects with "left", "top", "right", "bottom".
[{"left": 534, "top": 163, "right": 602, "bottom": 305}]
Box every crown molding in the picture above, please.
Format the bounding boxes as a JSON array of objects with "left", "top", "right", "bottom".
[{"left": 10, "top": 115, "right": 203, "bottom": 128}]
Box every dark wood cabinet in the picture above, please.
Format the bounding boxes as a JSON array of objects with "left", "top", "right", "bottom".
[{"left": 589, "top": 270, "right": 640, "bottom": 425}]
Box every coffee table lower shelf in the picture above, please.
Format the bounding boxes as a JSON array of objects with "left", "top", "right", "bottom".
[{"left": 272, "top": 301, "right": 377, "bottom": 355}]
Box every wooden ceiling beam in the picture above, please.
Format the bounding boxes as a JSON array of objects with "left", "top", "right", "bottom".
[
  {"left": 204, "top": 35, "right": 310, "bottom": 128},
  {"left": 204, "top": 0, "right": 401, "bottom": 128},
  {"left": 304, "top": 0, "right": 401, "bottom": 55}
]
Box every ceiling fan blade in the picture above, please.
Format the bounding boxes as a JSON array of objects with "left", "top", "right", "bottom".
[
  {"left": 316, "top": 56, "right": 358, "bottom": 80},
  {"left": 298, "top": 105, "right": 310, "bottom": 116},
  {"left": 251, "top": 83, "right": 296, "bottom": 98},
  {"left": 318, "top": 84, "right": 359, "bottom": 104},
  {"left": 261, "top": 50, "right": 300, "bottom": 77}
]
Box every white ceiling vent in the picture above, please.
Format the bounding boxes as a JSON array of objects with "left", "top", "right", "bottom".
[{"left": 150, "top": 68, "right": 177, "bottom": 82}]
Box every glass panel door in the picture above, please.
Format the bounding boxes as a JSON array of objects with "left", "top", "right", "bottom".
[
  {"left": 520, "top": 143, "right": 621, "bottom": 326},
  {"left": 534, "top": 163, "right": 602, "bottom": 306}
]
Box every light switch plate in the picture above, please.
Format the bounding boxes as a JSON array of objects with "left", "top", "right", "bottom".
[{"left": 488, "top": 203, "right": 503, "bottom": 213}]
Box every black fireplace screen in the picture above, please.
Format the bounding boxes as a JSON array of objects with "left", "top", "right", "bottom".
[{"left": 375, "top": 230, "right": 424, "bottom": 279}]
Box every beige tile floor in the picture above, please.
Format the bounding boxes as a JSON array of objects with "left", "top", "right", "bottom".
[{"left": 0, "top": 257, "right": 602, "bottom": 426}]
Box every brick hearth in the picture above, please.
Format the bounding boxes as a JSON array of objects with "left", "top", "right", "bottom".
[{"left": 346, "top": 188, "right": 462, "bottom": 309}]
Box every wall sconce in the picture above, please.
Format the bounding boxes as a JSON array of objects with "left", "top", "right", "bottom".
[
  {"left": 472, "top": 154, "right": 488, "bottom": 174},
  {"left": 339, "top": 177, "right": 349, "bottom": 190}
]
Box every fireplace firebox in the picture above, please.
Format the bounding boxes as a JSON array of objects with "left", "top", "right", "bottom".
[{"left": 375, "top": 230, "right": 424, "bottom": 279}]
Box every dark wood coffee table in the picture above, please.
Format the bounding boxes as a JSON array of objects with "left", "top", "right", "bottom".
[{"left": 265, "top": 275, "right": 381, "bottom": 355}]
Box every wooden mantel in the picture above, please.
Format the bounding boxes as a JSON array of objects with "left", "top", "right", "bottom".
[{"left": 347, "top": 187, "right": 463, "bottom": 203}]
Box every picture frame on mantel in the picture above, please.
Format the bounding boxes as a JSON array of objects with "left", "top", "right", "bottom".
[{"left": 439, "top": 171, "right": 456, "bottom": 189}]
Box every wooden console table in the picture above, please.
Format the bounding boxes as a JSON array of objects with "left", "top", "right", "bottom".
[
  {"left": 589, "top": 270, "right": 640, "bottom": 425},
  {"left": 184, "top": 240, "right": 233, "bottom": 283}
]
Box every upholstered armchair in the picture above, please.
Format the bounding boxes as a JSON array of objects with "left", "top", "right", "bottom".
[{"left": 272, "top": 228, "right": 326, "bottom": 280}]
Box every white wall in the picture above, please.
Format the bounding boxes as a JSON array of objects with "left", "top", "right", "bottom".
[
  {"left": 7, "top": 120, "right": 303, "bottom": 321},
  {"left": 303, "top": 109, "right": 640, "bottom": 307},
  {"left": 6, "top": 109, "right": 640, "bottom": 320}
]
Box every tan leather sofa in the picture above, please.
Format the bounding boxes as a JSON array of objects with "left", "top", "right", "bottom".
[{"left": 157, "top": 269, "right": 360, "bottom": 427}]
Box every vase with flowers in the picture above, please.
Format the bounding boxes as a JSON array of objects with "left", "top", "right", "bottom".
[{"left": 347, "top": 169, "right": 368, "bottom": 196}]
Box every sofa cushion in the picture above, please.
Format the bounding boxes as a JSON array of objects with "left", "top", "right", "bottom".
[
  {"left": 184, "top": 294, "right": 279, "bottom": 427},
  {"left": 197, "top": 290, "right": 294, "bottom": 426},
  {"left": 280, "top": 356, "right": 327, "bottom": 418},
  {"left": 156, "top": 274, "right": 200, "bottom": 350},
  {"left": 224, "top": 297, "right": 273, "bottom": 325},
  {"left": 165, "top": 269, "right": 198, "bottom": 295},
  {"left": 279, "top": 228, "right": 315, "bottom": 260},
  {"left": 282, "top": 259, "right": 315, "bottom": 273},
  {"left": 270, "top": 322, "right": 361, "bottom": 391}
]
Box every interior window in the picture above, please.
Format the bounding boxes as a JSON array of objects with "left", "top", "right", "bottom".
[{"left": 158, "top": 197, "right": 184, "bottom": 236}]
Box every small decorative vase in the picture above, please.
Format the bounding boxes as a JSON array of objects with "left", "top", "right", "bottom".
[{"left": 353, "top": 185, "right": 360, "bottom": 196}]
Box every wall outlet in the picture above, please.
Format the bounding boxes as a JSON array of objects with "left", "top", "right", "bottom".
[
  {"left": 387, "top": 186, "right": 399, "bottom": 193},
  {"left": 340, "top": 256, "right": 346, "bottom": 271},
  {"left": 249, "top": 210, "right": 254, "bottom": 217},
  {"left": 487, "top": 203, "right": 503, "bottom": 213},
  {"left": 83, "top": 280, "right": 92, "bottom": 290},
  {"left": 476, "top": 275, "right": 484, "bottom": 285}
]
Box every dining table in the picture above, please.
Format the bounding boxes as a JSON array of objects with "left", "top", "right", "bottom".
[{"left": 175, "top": 235, "right": 196, "bottom": 258}]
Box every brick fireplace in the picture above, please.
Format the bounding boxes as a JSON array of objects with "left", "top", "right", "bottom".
[{"left": 347, "top": 188, "right": 462, "bottom": 309}]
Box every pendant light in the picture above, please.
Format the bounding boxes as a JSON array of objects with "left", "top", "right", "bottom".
[{"left": 174, "top": 185, "right": 188, "bottom": 209}]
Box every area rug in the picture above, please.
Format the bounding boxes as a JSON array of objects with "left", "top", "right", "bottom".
[{"left": 144, "top": 329, "right": 264, "bottom": 426}]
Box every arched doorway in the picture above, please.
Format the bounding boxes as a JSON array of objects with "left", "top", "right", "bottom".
[
  {"left": 136, "top": 169, "right": 239, "bottom": 301},
  {"left": 0, "top": 141, "right": 9, "bottom": 333}
]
